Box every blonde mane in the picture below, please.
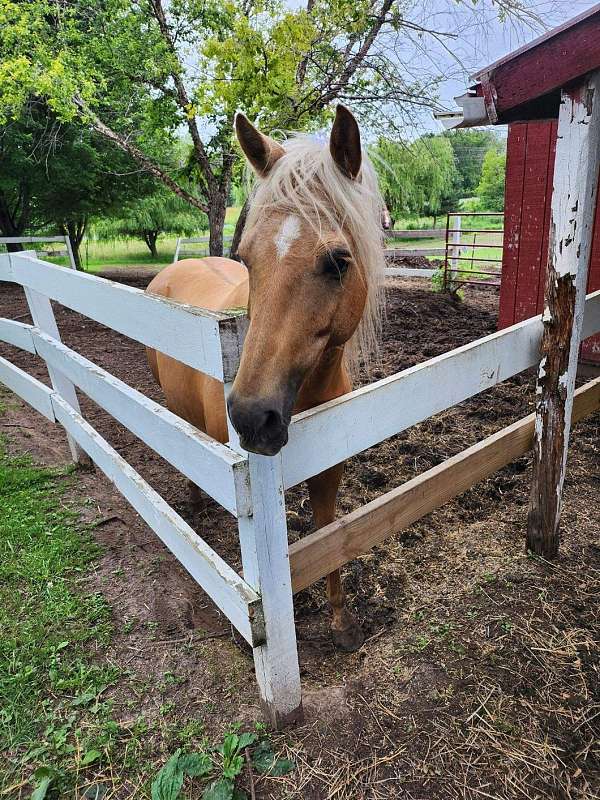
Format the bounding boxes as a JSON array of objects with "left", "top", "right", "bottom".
[{"left": 244, "top": 133, "right": 387, "bottom": 373}]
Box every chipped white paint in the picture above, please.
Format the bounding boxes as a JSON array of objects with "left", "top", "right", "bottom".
[
  {"left": 281, "top": 290, "right": 600, "bottom": 488},
  {"left": 542, "top": 307, "right": 552, "bottom": 323},
  {"left": 274, "top": 215, "right": 301, "bottom": 260},
  {"left": 236, "top": 453, "right": 302, "bottom": 726},
  {"left": 224, "top": 381, "right": 302, "bottom": 727},
  {"left": 550, "top": 79, "right": 600, "bottom": 280},
  {"left": 529, "top": 70, "right": 600, "bottom": 552}
]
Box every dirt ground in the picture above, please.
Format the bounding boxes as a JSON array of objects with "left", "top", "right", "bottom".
[{"left": 1, "top": 270, "right": 599, "bottom": 799}]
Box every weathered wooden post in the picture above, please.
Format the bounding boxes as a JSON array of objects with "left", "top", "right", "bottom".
[{"left": 527, "top": 70, "right": 600, "bottom": 557}]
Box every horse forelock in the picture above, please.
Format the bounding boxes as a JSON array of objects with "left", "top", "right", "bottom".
[{"left": 243, "top": 133, "right": 386, "bottom": 374}]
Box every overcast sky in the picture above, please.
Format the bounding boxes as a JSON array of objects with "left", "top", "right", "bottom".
[{"left": 426, "top": 0, "right": 598, "bottom": 132}]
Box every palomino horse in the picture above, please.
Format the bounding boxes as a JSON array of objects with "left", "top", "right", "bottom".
[{"left": 146, "top": 105, "right": 386, "bottom": 650}]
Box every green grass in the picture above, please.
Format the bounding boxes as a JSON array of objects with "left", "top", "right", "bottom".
[
  {"left": 0, "top": 438, "right": 121, "bottom": 796},
  {"left": 0, "top": 417, "right": 265, "bottom": 798},
  {"left": 30, "top": 207, "right": 503, "bottom": 275}
]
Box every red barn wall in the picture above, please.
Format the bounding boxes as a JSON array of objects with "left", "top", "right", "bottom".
[{"left": 498, "top": 120, "right": 600, "bottom": 362}]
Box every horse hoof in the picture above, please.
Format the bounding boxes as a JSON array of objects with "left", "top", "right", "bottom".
[{"left": 330, "top": 622, "right": 365, "bottom": 652}]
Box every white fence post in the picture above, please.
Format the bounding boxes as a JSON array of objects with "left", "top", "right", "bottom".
[
  {"left": 224, "top": 383, "right": 302, "bottom": 728},
  {"left": 174, "top": 237, "right": 182, "bottom": 262},
  {"left": 63, "top": 235, "right": 78, "bottom": 270},
  {"left": 527, "top": 71, "right": 600, "bottom": 557},
  {"left": 236, "top": 455, "right": 303, "bottom": 729},
  {"left": 450, "top": 213, "right": 462, "bottom": 279},
  {"left": 22, "top": 280, "right": 90, "bottom": 465}
]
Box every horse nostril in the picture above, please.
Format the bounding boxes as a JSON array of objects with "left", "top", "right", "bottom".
[{"left": 262, "top": 409, "right": 282, "bottom": 435}]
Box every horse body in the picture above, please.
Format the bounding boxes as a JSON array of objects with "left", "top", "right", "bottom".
[
  {"left": 146, "top": 106, "right": 385, "bottom": 651},
  {"left": 147, "top": 257, "right": 248, "bottom": 442}
]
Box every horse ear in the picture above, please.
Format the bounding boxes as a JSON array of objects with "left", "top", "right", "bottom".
[
  {"left": 329, "top": 105, "right": 362, "bottom": 179},
  {"left": 235, "top": 113, "right": 285, "bottom": 177}
]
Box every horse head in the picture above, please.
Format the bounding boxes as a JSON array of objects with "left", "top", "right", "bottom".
[{"left": 227, "top": 106, "right": 385, "bottom": 456}]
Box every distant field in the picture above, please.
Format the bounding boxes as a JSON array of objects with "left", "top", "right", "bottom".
[{"left": 22, "top": 208, "right": 503, "bottom": 277}]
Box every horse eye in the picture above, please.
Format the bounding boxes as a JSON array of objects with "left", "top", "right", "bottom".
[{"left": 322, "top": 250, "right": 350, "bottom": 279}]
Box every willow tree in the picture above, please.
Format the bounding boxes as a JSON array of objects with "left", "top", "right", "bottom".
[
  {"left": 0, "top": 0, "right": 541, "bottom": 254},
  {"left": 372, "top": 135, "right": 458, "bottom": 226},
  {"left": 96, "top": 188, "right": 205, "bottom": 258}
]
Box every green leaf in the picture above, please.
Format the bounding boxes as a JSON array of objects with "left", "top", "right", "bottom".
[
  {"left": 202, "top": 778, "right": 234, "bottom": 800},
  {"left": 219, "top": 733, "right": 239, "bottom": 758},
  {"left": 251, "top": 741, "right": 295, "bottom": 776},
  {"left": 237, "top": 732, "right": 257, "bottom": 750},
  {"left": 82, "top": 784, "right": 108, "bottom": 800},
  {"left": 31, "top": 768, "right": 53, "bottom": 800},
  {"left": 222, "top": 754, "right": 243, "bottom": 779},
  {"left": 81, "top": 749, "right": 102, "bottom": 766},
  {"left": 250, "top": 741, "right": 274, "bottom": 774},
  {"left": 72, "top": 691, "right": 97, "bottom": 707},
  {"left": 178, "top": 752, "right": 212, "bottom": 778},
  {"left": 269, "top": 757, "right": 295, "bottom": 777},
  {"left": 151, "top": 750, "right": 184, "bottom": 800}
]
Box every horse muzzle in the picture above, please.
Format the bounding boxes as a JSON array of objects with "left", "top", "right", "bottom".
[{"left": 226, "top": 392, "right": 290, "bottom": 456}]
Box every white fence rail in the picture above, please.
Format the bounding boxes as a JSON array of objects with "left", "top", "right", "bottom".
[
  {"left": 281, "top": 290, "right": 600, "bottom": 487},
  {"left": 175, "top": 235, "right": 233, "bottom": 261},
  {"left": 3, "top": 251, "right": 600, "bottom": 728},
  {"left": 0, "top": 235, "right": 76, "bottom": 269},
  {"left": 0, "top": 252, "right": 280, "bottom": 679}
]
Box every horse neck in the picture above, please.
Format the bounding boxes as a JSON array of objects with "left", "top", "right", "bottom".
[{"left": 294, "top": 344, "right": 351, "bottom": 414}]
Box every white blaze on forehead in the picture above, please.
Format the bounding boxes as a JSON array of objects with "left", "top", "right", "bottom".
[{"left": 274, "top": 215, "right": 301, "bottom": 260}]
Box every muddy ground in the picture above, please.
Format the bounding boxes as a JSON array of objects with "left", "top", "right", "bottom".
[{"left": 1, "top": 271, "right": 599, "bottom": 799}]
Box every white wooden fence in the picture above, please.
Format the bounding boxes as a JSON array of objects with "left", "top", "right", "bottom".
[
  {"left": 0, "top": 235, "right": 76, "bottom": 269},
  {"left": 174, "top": 235, "right": 233, "bottom": 261},
  {"left": 2, "top": 251, "right": 600, "bottom": 727},
  {"left": 384, "top": 227, "right": 443, "bottom": 279}
]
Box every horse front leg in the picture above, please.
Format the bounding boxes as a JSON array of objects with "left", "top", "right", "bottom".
[{"left": 307, "top": 464, "right": 365, "bottom": 652}]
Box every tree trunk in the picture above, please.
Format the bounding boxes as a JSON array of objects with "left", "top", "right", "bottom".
[
  {"left": 0, "top": 190, "right": 28, "bottom": 250},
  {"left": 230, "top": 199, "right": 249, "bottom": 261},
  {"left": 62, "top": 218, "right": 87, "bottom": 270},
  {"left": 207, "top": 193, "right": 226, "bottom": 257},
  {"left": 144, "top": 231, "right": 159, "bottom": 258}
]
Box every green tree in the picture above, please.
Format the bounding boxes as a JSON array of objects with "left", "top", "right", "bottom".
[
  {"left": 372, "top": 135, "right": 458, "bottom": 226},
  {"left": 443, "top": 129, "right": 503, "bottom": 197},
  {"left": 0, "top": 0, "right": 534, "bottom": 256},
  {"left": 0, "top": 105, "right": 149, "bottom": 265},
  {"left": 476, "top": 147, "right": 506, "bottom": 212},
  {"left": 96, "top": 188, "right": 205, "bottom": 258}
]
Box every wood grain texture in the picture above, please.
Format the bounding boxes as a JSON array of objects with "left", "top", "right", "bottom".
[
  {"left": 237, "top": 453, "right": 303, "bottom": 729},
  {"left": 527, "top": 73, "right": 600, "bottom": 557},
  {"left": 282, "top": 290, "right": 600, "bottom": 489},
  {"left": 290, "top": 376, "right": 600, "bottom": 592}
]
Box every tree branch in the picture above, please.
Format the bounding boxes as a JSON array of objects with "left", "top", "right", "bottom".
[
  {"left": 148, "top": 0, "right": 216, "bottom": 190},
  {"left": 73, "top": 96, "right": 209, "bottom": 213}
]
